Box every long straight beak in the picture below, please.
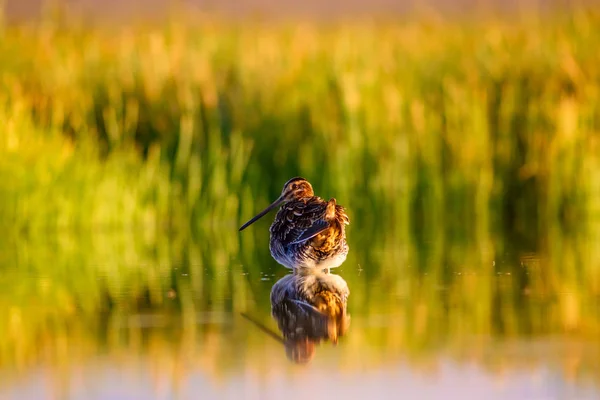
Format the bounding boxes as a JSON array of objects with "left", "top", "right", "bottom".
[
  {"left": 239, "top": 196, "right": 284, "bottom": 231},
  {"left": 240, "top": 313, "right": 284, "bottom": 344}
]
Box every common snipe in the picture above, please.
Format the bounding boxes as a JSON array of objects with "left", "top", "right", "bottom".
[{"left": 239, "top": 177, "right": 350, "bottom": 269}]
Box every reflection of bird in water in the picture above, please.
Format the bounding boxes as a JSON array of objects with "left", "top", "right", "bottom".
[
  {"left": 239, "top": 177, "right": 350, "bottom": 269},
  {"left": 270, "top": 269, "right": 350, "bottom": 364}
]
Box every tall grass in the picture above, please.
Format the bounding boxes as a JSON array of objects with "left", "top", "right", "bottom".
[{"left": 1, "top": 8, "right": 599, "bottom": 237}]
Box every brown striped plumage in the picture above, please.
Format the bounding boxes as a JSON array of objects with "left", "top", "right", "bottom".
[{"left": 239, "top": 177, "right": 350, "bottom": 269}]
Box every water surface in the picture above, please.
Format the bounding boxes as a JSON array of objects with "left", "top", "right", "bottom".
[{"left": 0, "top": 226, "right": 599, "bottom": 399}]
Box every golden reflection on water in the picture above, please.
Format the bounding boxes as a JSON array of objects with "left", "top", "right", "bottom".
[
  {"left": 268, "top": 269, "right": 350, "bottom": 363},
  {"left": 240, "top": 268, "right": 351, "bottom": 364},
  {"left": 0, "top": 226, "right": 599, "bottom": 399}
]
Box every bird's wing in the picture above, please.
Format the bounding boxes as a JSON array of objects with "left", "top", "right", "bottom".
[
  {"left": 289, "top": 220, "right": 329, "bottom": 245},
  {"left": 271, "top": 198, "right": 330, "bottom": 246}
]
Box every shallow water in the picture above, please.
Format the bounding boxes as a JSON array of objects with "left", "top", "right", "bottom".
[{"left": 0, "top": 226, "right": 599, "bottom": 400}]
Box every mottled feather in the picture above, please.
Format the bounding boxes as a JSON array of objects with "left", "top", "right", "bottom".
[
  {"left": 269, "top": 196, "right": 350, "bottom": 268},
  {"left": 270, "top": 197, "right": 331, "bottom": 245}
]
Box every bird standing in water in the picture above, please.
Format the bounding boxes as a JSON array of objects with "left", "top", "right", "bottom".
[{"left": 239, "top": 177, "right": 350, "bottom": 269}]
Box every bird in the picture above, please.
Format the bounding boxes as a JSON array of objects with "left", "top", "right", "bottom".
[
  {"left": 269, "top": 269, "right": 351, "bottom": 364},
  {"left": 239, "top": 177, "right": 350, "bottom": 269}
]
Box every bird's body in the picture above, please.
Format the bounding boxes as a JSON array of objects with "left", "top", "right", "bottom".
[
  {"left": 239, "top": 177, "right": 350, "bottom": 269},
  {"left": 269, "top": 195, "right": 349, "bottom": 269}
]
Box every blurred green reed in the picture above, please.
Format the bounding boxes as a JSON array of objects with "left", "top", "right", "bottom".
[
  {"left": 1, "top": 5, "right": 600, "bottom": 392},
  {"left": 1, "top": 8, "right": 599, "bottom": 237}
]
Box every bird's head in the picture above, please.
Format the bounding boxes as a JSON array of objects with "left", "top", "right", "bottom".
[
  {"left": 238, "top": 177, "right": 313, "bottom": 231},
  {"left": 280, "top": 177, "right": 314, "bottom": 201}
]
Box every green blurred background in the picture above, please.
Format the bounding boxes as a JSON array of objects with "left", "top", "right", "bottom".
[{"left": 1, "top": 1, "right": 600, "bottom": 398}]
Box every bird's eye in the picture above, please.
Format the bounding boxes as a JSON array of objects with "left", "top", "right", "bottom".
[{"left": 292, "top": 184, "right": 298, "bottom": 190}]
